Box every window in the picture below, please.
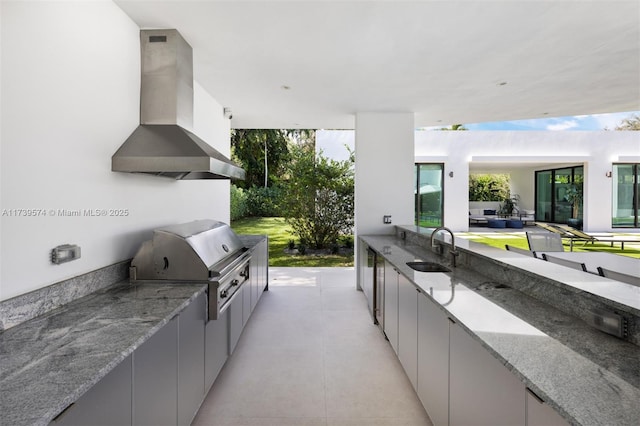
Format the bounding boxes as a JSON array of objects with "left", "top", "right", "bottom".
[
  {"left": 415, "top": 164, "right": 443, "bottom": 227},
  {"left": 612, "top": 164, "right": 639, "bottom": 228}
]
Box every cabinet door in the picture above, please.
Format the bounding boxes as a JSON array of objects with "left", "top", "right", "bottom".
[
  {"left": 417, "top": 294, "right": 449, "bottom": 426},
  {"left": 50, "top": 355, "right": 132, "bottom": 426},
  {"left": 526, "top": 389, "right": 569, "bottom": 426},
  {"left": 134, "top": 316, "right": 178, "bottom": 426},
  {"left": 178, "top": 293, "right": 206, "bottom": 426},
  {"left": 228, "top": 289, "right": 244, "bottom": 355},
  {"left": 361, "top": 244, "right": 374, "bottom": 315},
  {"left": 205, "top": 308, "right": 229, "bottom": 391},
  {"left": 250, "top": 247, "right": 259, "bottom": 311},
  {"left": 449, "top": 322, "right": 525, "bottom": 426},
  {"left": 384, "top": 262, "right": 399, "bottom": 354},
  {"left": 397, "top": 274, "right": 418, "bottom": 389},
  {"left": 243, "top": 277, "right": 252, "bottom": 325}
]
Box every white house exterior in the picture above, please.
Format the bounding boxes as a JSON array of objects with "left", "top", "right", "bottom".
[{"left": 414, "top": 131, "right": 640, "bottom": 232}]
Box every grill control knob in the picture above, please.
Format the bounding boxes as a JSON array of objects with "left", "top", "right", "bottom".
[
  {"left": 220, "top": 289, "right": 229, "bottom": 299},
  {"left": 231, "top": 279, "right": 239, "bottom": 287}
]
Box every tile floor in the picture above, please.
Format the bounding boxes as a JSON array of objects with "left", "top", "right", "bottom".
[{"left": 192, "top": 267, "right": 432, "bottom": 426}]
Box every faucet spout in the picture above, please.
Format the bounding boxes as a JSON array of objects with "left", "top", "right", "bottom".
[{"left": 430, "top": 226, "right": 458, "bottom": 267}]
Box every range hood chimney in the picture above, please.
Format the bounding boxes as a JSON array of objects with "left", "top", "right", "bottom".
[{"left": 112, "top": 29, "right": 245, "bottom": 180}]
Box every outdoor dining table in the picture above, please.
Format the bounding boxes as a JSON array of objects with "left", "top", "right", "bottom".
[{"left": 540, "top": 252, "right": 640, "bottom": 276}]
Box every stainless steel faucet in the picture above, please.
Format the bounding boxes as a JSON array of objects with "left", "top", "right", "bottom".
[{"left": 430, "top": 226, "right": 459, "bottom": 267}]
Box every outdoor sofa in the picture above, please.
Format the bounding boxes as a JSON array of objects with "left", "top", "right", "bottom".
[{"left": 469, "top": 209, "right": 535, "bottom": 227}]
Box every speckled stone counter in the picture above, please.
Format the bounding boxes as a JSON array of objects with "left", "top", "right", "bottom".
[
  {"left": 0, "top": 281, "right": 206, "bottom": 426},
  {"left": 360, "top": 232, "right": 640, "bottom": 426}
]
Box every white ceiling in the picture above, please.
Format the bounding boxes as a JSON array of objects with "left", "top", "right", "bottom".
[{"left": 115, "top": 0, "right": 640, "bottom": 130}]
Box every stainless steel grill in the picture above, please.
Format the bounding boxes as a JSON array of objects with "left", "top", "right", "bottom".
[{"left": 129, "top": 219, "right": 250, "bottom": 320}]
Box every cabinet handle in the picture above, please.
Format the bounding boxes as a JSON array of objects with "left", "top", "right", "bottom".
[{"left": 448, "top": 318, "right": 456, "bottom": 324}]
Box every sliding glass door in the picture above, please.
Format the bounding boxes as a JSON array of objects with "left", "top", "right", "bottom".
[
  {"left": 415, "top": 164, "right": 443, "bottom": 227},
  {"left": 535, "top": 166, "right": 583, "bottom": 224},
  {"left": 613, "top": 164, "right": 639, "bottom": 228}
]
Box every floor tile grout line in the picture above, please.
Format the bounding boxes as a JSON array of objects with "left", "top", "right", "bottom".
[{"left": 319, "top": 269, "right": 329, "bottom": 425}]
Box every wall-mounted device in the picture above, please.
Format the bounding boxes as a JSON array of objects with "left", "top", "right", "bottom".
[
  {"left": 587, "top": 308, "right": 627, "bottom": 339},
  {"left": 383, "top": 215, "right": 392, "bottom": 224},
  {"left": 51, "top": 244, "right": 81, "bottom": 265}
]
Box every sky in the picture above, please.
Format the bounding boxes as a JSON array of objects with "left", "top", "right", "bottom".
[
  {"left": 453, "top": 110, "right": 639, "bottom": 131},
  {"left": 316, "top": 110, "right": 639, "bottom": 161}
]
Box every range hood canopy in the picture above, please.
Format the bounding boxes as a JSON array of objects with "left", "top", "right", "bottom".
[{"left": 112, "top": 29, "right": 245, "bottom": 180}]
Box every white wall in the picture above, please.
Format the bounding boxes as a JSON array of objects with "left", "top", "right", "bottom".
[
  {"left": 354, "top": 113, "right": 415, "bottom": 236},
  {"left": 0, "top": 1, "right": 231, "bottom": 300},
  {"left": 415, "top": 131, "right": 640, "bottom": 232}
]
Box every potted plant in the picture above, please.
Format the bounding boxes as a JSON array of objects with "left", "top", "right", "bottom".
[
  {"left": 564, "top": 184, "right": 583, "bottom": 229},
  {"left": 498, "top": 194, "right": 519, "bottom": 217}
]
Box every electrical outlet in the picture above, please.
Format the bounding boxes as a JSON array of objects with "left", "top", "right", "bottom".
[{"left": 383, "top": 215, "right": 392, "bottom": 224}]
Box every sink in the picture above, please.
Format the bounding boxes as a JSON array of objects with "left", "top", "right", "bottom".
[{"left": 406, "top": 261, "right": 451, "bottom": 273}]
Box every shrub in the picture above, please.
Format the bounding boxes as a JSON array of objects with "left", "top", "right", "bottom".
[
  {"left": 469, "top": 174, "right": 510, "bottom": 201},
  {"left": 282, "top": 144, "right": 354, "bottom": 249},
  {"left": 245, "top": 185, "right": 285, "bottom": 217},
  {"left": 230, "top": 184, "right": 248, "bottom": 220}
]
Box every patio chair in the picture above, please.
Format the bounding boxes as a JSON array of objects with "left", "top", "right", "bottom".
[
  {"left": 526, "top": 232, "right": 565, "bottom": 252},
  {"left": 541, "top": 253, "right": 587, "bottom": 272},
  {"left": 505, "top": 244, "right": 536, "bottom": 258},
  {"left": 534, "top": 222, "right": 573, "bottom": 238},
  {"left": 554, "top": 224, "right": 640, "bottom": 251},
  {"left": 597, "top": 266, "right": 640, "bottom": 287}
]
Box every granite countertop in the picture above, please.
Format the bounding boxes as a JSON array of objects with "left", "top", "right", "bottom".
[
  {"left": 361, "top": 234, "right": 640, "bottom": 426},
  {"left": 0, "top": 234, "right": 267, "bottom": 426},
  {"left": 0, "top": 281, "right": 207, "bottom": 426}
]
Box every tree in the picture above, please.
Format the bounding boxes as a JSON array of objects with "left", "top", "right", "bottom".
[
  {"left": 564, "top": 184, "right": 583, "bottom": 219},
  {"left": 614, "top": 114, "right": 640, "bottom": 130},
  {"left": 439, "top": 124, "right": 468, "bottom": 131},
  {"left": 282, "top": 143, "right": 354, "bottom": 249},
  {"left": 230, "top": 129, "right": 291, "bottom": 188}
]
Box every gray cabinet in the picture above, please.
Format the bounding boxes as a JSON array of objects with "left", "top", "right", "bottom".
[
  {"left": 178, "top": 293, "right": 206, "bottom": 426},
  {"left": 50, "top": 355, "right": 132, "bottom": 426},
  {"left": 249, "top": 237, "right": 268, "bottom": 312},
  {"left": 252, "top": 238, "right": 268, "bottom": 309},
  {"left": 384, "top": 261, "right": 399, "bottom": 354},
  {"left": 417, "top": 294, "right": 449, "bottom": 426},
  {"left": 228, "top": 288, "right": 244, "bottom": 355},
  {"left": 526, "top": 389, "right": 569, "bottom": 426},
  {"left": 397, "top": 274, "right": 418, "bottom": 389},
  {"left": 205, "top": 308, "right": 229, "bottom": 391},
  {"left": 243, "top": 272, "right": 252, "bottom": 325},
  {"left": 134, "top": 316, "right": 178, "bottom": 426},
  {"left": 250, "top": 247, "right": 260, "bottom": 312},
  {"left": 449, "top": 321, "right": 525, "bottom": 426}
]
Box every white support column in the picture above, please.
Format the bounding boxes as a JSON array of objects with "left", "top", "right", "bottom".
[
  {"left": 584, "top": 156, "right": 615, "bottom": 232},
  {"left": 355, "top": 112, "right": 415, "bottom": 235},
  {"left": 355, "top": 112, "right": 414, "bottom": 288}
]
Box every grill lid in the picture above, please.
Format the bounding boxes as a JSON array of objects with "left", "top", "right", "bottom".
[{"left": 131, "top": 219, "right": 245, "bottom": 281}]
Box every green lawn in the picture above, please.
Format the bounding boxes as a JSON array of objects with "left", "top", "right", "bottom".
[
  {"left": 460, "top": 232, "right": 640, "bottom": 259},
  {"left": 231, "top": 217, "right": 354, "bottom": 267},
  {"left": 231, "top": 218, "right": 640, "bottom": 265}
]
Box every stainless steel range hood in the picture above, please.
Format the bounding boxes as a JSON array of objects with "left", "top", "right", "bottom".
[{"left": 112, "top": 29, "right": 245, "bottom": 180}]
